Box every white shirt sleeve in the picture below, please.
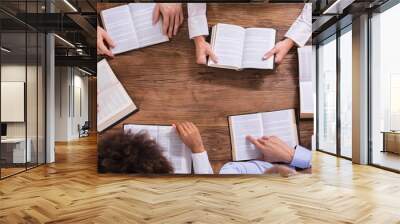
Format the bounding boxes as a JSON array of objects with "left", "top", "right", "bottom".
[
  {"left": 187, "top": 3, "right": 209, "bottom": 39},
  {"left": 284, "top": 3, "right": 312, "bottom": 47},
  {"left": 191, "top": 151, "right": 214, "bottom": 174}
]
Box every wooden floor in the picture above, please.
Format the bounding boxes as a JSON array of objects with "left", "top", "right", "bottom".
[
  {"left": 1, "top": 167, "right": 26, "bottom": 178},
  {"left": 372, "top": 151, "right": 400, "bottom": 171},
  {"left": 1, "top": 135, "right": 400, "bottom": 223}
]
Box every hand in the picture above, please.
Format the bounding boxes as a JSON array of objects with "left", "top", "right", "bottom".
[
  {"left": 174, "top": 122, "right": 205, "bottom": 153},
  {"left": 194, "top": 36, "right": 218, "bottom": 65},
  {"left": 246, "top": 135, "right": 295, "bottom": 164},
  {"left": 97, "top": 26, "right": 115, "bottom": 57},
  {"left": 153, "top": 3, "right": 183, "bottom": 38},
  {"left": 263, "top": 38, "right": 295, "bottom": 64},
  {"left": 265, "top": 165, "right": 297, "bottom": 177}
]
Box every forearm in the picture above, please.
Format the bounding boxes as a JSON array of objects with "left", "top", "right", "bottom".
[
  {"left": 289, "top": 145, "right": 312, "bottom": 169},
  {"left": 284, "top": 3, "right": 311, "bottom": 47},
  {"left": 191, "top": 151, "right": 214, "bottom": 174},
  {"left": 187, "top": 3, "right": 209, "bottom": 39},
  {"left": 193, "top": 35, "right": 206, "bottom": 48}
]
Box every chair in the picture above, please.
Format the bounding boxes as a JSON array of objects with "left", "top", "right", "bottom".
[{"left": 79, "top": 121, "right": 90, "bottom": 138}]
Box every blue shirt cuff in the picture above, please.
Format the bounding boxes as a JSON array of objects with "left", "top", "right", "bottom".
[{"left": 289, "top": 145, "right": 312, "bottom": 169}]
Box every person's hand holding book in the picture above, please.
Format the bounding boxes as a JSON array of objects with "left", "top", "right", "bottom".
[
  {"left": 246, "top": 135, "right": 295, "bottom": 164},
  {"left": 263, "top": 38, "right": 295, "bottom": 64},
  {"left": 153, "top": 3, "right": 184, "bottom": 38},
  {"left": 193, "top": 36, "right": 218, "bottom": 65},
  {"left": 97, "top": 26, "right": 115, "bottom": 58},
  {"left": 174, "top": 122, "right": 205, "bottom": 154}
]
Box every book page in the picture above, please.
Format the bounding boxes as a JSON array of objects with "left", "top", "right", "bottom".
[
  {"left": 300, "top": 82, "right": 313, "bottom": 116},
  {"left": 298, "top": 46, "right": 312, "bottom": 82},
  {"left": 161, "top": 126, "right": 192, "bottom": 174},
  {"left": 242, "top": 28, "right": 276, "bottom": 69},
  {"left": 97, "top": 59, "right": 137, "bottom": 132},
  {"left": 156, "top": 126, "right": 170, "bottom": 159},
  {"left": 298, "top": 46, "right": 314, "bottom": 117},
  {"left": 208, "top": 23, "right": 246, "bottom": 69},
  {"left": 100, "top": 5, "right": 140, "bottom": 54},
  {"left": 129, "top": 3, "right": 169, "bottom": 48},
  {"left": 230, "top": 113, "right": 263, "bottom": 161},
  {"left": 261, "top": 109, "right": 298, "bottom": 148},
  {"left": 123, "top": 124, "right": 192, "bottom": 174}
]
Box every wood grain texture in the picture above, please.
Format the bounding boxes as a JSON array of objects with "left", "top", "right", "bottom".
[
  {"left": 1, "top": 136, "right": 400, "bottom": 223},
  {"left": 98, "top": 3, "right": 313, "bottom": 172}
]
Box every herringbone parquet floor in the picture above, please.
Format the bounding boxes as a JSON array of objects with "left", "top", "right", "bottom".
[{"left": 1, "top": 135, "right": 400, "bottom": 224}]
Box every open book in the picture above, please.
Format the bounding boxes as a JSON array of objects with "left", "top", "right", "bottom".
[
  {"left": 208, "top": 23, "right": 276, "bottom": 70},
  {"left": 100, "top": 3, "right": 169, "bottom": 55},
  {"left": 124, "top": 124, "right": 192, "bottom": 174},
  {"left": 298, "top": 46, "right": 314, "bottom": 118},
  {"left": 228, "top": 109, "right": 299, "bottom": 161},
  {"left": 97, "top": 59, "right": 138, "bottom": 132}
]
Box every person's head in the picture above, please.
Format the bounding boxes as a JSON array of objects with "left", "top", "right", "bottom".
[{"left": 98, "top": 130, "right": 173, "bottom": 174}]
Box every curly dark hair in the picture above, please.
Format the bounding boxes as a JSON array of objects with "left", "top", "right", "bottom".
[{"left": 98, "top": 130, "right": 174, "bottom": 174}]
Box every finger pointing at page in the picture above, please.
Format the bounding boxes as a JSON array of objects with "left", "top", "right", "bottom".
[
  {"left": 246, "top": 135, "right": 263, "bottom": 149},
  {"left": 263, "top": 47, "right": 276, "bottom": 61}
]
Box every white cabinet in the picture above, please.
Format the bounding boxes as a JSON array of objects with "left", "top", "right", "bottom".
[{"left": 1, "top": 138, "right": 32, "bottom": 163}]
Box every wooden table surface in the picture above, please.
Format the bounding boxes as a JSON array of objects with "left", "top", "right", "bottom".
[{"left": 98, "top": 3, "right": 313, "bottom": 173}]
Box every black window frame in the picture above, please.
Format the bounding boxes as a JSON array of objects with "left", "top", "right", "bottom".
[{"left": 315, "top": 17, "right": 353, "bottom": 161}]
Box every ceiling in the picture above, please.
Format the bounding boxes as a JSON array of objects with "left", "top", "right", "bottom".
[
  {"left": 0, "top": 0, "right": 96, "bottom": 73},
  {"left": 312, "top": 0, "right": 391, "bottom": 43},
  {"left": 0, "top": 0, "right": 95, "bottom": 14}
]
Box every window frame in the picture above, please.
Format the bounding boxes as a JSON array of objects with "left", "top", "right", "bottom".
[{"left": 315, "top": 21, "right": 353, "bottom": 161}]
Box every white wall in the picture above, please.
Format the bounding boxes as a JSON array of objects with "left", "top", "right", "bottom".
[
  {"left": 72, "top": 73, "right": 89, "bottom": 138},
  {"left": 55, "top": 66, "right": 69, "bottom": 141},
  {"left": 1, "top": 65, "right": 39, "bottom": 138},
  {"left": 1, "top": 63, "right": 46, "bottom": 164},
  {"left": 54, "top": 67, "right": 89, "bottom": 141},
  {"left": 1, "top": 65, "right": 26, "bottom": 140}
]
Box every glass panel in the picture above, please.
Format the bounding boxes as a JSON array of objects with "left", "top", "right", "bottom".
[
  {"left": 38, "top": 32, "right": 46, "bottom": 165},
  {"left": 0, "top": 1, "right": 46, "bottom": 178},
  {"left": 1, "top": 30, "right": 28, "bottom": 177},
  {"left": 371, "top": 3, "right": 400, "bottom": 171},
  {"left": 27, "top": 31, "right": 38, "bottom": 169},
  {"left": 37, "top": 0, "right": 46, "bottom": 165},
  {"left": 339, "top": 27, "right": 352, "bottom": 158},
  {"left": 317, "top": 36, "right": 337, "bottom": 154},
  {"left": 26, "top": 0, "right": 39, "bottom": 169}
]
